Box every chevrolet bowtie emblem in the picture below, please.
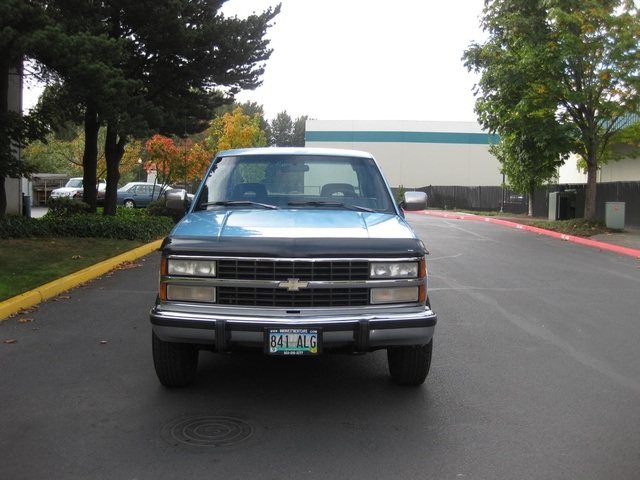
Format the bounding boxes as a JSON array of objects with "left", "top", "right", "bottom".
[{"left": 278, "top": 278, "right": 309, "bottom": 291}]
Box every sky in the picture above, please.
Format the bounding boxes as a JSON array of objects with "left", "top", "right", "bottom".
[
  {"left": 221, "top": 0, "right": 487, "bottom": 122},
  {"left": 23, "top": 0, "right": 487, "bottom": 123}
]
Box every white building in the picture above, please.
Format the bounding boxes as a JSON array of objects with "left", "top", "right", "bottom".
[
  {"left": 305, "top": 120, "right": 502, "bottom": 188},
  {"left": 305, "top": 119, "right": 640, "bottom": 188},
  {"left": 559, "top": 154, "right": 640, "bottom": 184}
]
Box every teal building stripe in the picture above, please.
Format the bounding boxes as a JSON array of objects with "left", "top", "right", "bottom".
[{"left": 306, "top": 130, "right": 499, "bottom": 145}]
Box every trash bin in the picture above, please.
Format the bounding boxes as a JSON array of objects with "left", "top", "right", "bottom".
[
  {"left": 22, "top": 194, "right": 31, "bottom": 217},
  {"left": 605, "top": 202, "right": 625, "bottom": 229},
  {"left": 548, "top": 191, "right": 576, "bottom": 220}
]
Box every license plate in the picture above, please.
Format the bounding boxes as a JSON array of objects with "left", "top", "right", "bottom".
[{"left": 266, "top": 328, "right": 321, "bottom": 355}]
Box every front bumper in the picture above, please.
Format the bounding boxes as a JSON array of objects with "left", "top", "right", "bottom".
[{"left": 150, "top": 305, "right": 437, "bottom": 353}]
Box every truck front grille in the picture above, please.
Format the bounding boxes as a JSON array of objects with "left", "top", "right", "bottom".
[
  {"left": 217, "top": 287, "right": 369, "bottom": 307},
  {"left": 218, "top": 260, "right": 370, "bottom": 281}
]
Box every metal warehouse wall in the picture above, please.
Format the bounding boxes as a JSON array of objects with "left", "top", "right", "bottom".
[{"left": 305, "top": 120, "right": 502, "bottom": 188}]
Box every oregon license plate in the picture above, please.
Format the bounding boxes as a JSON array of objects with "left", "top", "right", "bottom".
[{"left": 266, "top": 328, "right": 321, "bottom": 355}]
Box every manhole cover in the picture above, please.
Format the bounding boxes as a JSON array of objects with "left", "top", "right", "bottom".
[{"left": 161, "top": 414, "right": 261, "bottom": 449}]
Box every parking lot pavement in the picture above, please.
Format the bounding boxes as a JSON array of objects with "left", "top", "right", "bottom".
[
  {"left": 1, "top": 215, "right": 639, "bottom": 479},
  {"left": 420, "top": 210, "right": 640, "bottom": 258}
]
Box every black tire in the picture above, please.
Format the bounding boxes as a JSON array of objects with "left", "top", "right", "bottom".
[
  {"left": 152, "top": 332, "right": 199, "bottom": 388},
  {"left": 123, "top": 199, "right": 135, "bottom": 208},
  {"left": 387, "top": 340, "right": 433, "bottom": 386}
]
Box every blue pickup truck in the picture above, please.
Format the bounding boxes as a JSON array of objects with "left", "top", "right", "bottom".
[{"left": 150, "top": 147, "right": 437, "bottom": 387}]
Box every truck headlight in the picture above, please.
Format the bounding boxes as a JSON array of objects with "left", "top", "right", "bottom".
[
  {"left": 167, "top": 258, "right": 216, "bottom": 277},
  {"left": 370, "top": 262, "right": 418, "bottom": 278}
]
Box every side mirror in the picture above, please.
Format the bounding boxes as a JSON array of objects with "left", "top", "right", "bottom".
[
  {"left": 165, "top": 189, "right": 189, "bottom": 211},
  {"left": 402, "top": 191, "right": 427, "bottom": 211}
]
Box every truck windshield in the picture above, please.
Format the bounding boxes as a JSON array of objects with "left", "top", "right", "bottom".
[{"left": 193, "top": 154, "right": 396, "bottom": 213}]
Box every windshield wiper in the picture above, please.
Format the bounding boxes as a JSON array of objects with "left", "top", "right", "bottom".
[
  {"left": 199, "top": 201, "right": 279, "bottom": 210},
  {"left": 287, "top": 201, "right": 375, "bottom": 213}
]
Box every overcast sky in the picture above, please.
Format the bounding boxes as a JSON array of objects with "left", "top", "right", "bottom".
[
  {"left": 221, "top": 0, "right": 487, "bottom": 122},
  {"left": 23, "top": 0, "right": 487, "bottom": 123}
]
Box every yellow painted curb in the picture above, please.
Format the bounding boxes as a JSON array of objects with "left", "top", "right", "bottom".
[{"left": 0, "top": 239, "right": 163, "bottom": 322}]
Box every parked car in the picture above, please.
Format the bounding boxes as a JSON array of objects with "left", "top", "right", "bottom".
[
  {"left": 151, "top": 147, "right": 437, "bottom": 388},
  {"left": 72, "top": 182, "right": 107, "bottom": 205},
  {"left": 49, "top": 177, "right": 84, "bottom": 199},
  {"left": 116, "top": 182, "right": 167, "bottom": 208}
]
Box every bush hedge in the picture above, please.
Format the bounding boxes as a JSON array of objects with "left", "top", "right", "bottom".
[{"left": 1, "top": 201, "right": 175, "bottom": 242}]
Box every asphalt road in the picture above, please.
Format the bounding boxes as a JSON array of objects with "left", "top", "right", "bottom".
[{"left": 1, "top": 214, "right": 639, "bottom": 479}]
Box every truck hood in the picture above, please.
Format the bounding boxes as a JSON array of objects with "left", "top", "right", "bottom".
[
  {"left": 163, "top": 209, "right": 425, "bottom": 258},
  {"left": 170, "top": 209, "right": 417, "bottom": 239}
]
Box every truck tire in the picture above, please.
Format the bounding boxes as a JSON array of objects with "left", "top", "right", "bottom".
[
  {"left": 387, "top": 340, "right": 433, "bottom": 386},
  {"left": 152, "top": 332, "right": 199, "bottom": 387}
]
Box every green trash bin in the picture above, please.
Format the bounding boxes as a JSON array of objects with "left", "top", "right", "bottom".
[{"left": 605, "top": 202, "right": 625, "bottom": 229}]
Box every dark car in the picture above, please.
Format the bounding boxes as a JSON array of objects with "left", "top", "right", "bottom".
[{"left": 116, "top": 182, "right": 167, "bottom": 208}]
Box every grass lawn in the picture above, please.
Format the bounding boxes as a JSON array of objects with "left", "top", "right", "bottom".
[{"left": 0, "top": 237, "right": 144, "bottom": 302}]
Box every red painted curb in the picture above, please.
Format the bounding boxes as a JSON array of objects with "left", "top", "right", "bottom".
[{"left": 411, "top": 210, "right": 640, "bottom": 259}]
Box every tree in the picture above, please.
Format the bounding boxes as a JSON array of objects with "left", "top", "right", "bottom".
[
  {"left": 268, "top": 111, "right": 294, "bottom": 146},
  {"left": 23, "top": 125, "right": 107, "bottom": 177},
  {"left": 145, "top": 134, "right": 212, "bottom": 191},
  {"left": 464, "top": 0, "right": 640, "bottom": 221},
  {"left": 491, "top": 125, "right": 567, "bottom": 216},
  {"left": 33, "top": 0, "right": 280, "bottom": 215},
  {"left": 267, "top": 111, "right": 308, "bottom": 147},
  {"left": 0, "top": 0, "right": 49, "bottom": 216},
  {"left": 206, "top": 107, "right": 267, "bottom": 153},
  {"left": 292, "top": 115, "right": 308, "bottom": 147}
]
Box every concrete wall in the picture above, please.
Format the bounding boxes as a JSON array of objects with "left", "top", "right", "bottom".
[{"left": 305, "top": 120, "right": 502, "bottom": 187}]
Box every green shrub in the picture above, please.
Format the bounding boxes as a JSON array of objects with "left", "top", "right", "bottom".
[
  {"left": 40, "top": 213, "right": 174, "bottom": 242},
  {"left": 46, "top": 197, "right": 91, "bottom": 217},
  {"left": 395, "top": 185, "right": 407, "bottom": 204},
  {"left": 2, "top": 207, "right": 173, "bottom": 242},
  {"left": 0, "top": 215, "right": 50, "bottom": 239},
  {"left": 147, "top": 198, "right": 186, "bottom": 223},
  {"left": 115, "top": 205, "right": 147, "bottom": 218}
]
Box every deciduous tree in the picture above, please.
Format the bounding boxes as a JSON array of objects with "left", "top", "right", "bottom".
[
  {"left": 464, "top": 0, "right": 640, "bottom": 221},
  {"left": 206, "top": 107, "right": 267, "bottom": 153}
]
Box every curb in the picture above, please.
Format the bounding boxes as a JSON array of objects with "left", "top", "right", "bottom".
[
  {"left": 413, "top": 211, "right": 640, "bottom": 259},
  {"left": 0, "top": 239, "right": 163, "bottom": 322}
]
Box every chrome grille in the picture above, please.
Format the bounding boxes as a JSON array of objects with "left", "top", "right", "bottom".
[
  {"left": 217, "top": 287, "right": 369, "bottom": 307},
  {"left": 217, "top": 260, "right": 370, "bottom": 281}
]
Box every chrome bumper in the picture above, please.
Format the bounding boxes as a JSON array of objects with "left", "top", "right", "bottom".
[{"left": 150, "top": 305, "right": 437, "bottom": 352}]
